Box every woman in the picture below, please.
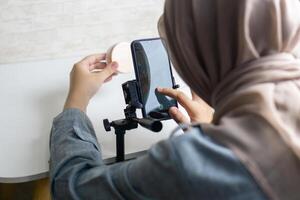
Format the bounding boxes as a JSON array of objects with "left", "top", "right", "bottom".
[{"left": 50, "top": 0, "right": 300, "bottom": 199}]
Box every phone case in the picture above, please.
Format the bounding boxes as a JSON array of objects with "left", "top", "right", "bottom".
[{"left": 130, "top": 37, "right": 178, "bottom": 119}]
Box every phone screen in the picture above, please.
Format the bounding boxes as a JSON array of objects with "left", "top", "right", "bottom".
[{"left": 132, "top": 38, "right": 177, "bottom": 118}]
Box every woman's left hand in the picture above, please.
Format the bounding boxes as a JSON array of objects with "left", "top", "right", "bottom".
[{"left": 64, "top": 54, "right": 118, "bottom": 112}]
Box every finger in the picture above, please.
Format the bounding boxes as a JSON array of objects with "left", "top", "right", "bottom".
[
  {"left": 90, "top": 62, "right": 107, "bottom": 71},
  {"left": 79, "top": 53, "right": 106, "bottom": 66},
  {"left": 96, "top": 61, "right": 119, "bottom": 83},
  {"left": 157, "top": 87, "right": 191, "bottom": 109},
  {"left": 104, "top": 75, "right": 113, "bottom": 83},
  {"left": 169, "top": 107, "right": 189, "bottom": 124}
]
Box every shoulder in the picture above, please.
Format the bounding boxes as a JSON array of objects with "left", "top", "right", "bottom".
[
  {"left": 148, "top": 126, "right": 240, "bottom": 176},
  {"left": 149, "top": 126, "right": 267, "bottom": 199},
  {"left": 169, "top": 126, "right": 240, "bottom": 169}
]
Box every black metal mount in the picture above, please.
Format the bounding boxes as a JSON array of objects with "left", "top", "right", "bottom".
[{"left": 103, "top": 80, "right": 163, "bottom": 162}]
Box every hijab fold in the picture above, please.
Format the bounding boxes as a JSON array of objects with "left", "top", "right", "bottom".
[{"left": 159, "top": 0, "right": 300, "bottom": 199}]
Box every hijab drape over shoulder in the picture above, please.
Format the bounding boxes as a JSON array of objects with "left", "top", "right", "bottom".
[{"left": 159, "top": 0, "right": 300, "bottom": 199}]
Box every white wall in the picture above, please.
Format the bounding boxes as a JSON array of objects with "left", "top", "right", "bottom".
[
  {"left": 0, "top": 0, "right": 165, "bottom": 64},
  {"left": 0, "top": 0, "right": 189, "bottom": 180}
]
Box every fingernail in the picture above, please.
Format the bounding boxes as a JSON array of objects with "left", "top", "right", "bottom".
[
  {"left": 157, "top": 87, "right": 162, "bottom": 92},
  {"left": 111, "top": 62, "right": 118, "bottom": 70}
]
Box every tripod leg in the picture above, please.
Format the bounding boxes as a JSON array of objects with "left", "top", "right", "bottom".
[{"left": 115, "top": 130, "right": 125, "bottom": 162}]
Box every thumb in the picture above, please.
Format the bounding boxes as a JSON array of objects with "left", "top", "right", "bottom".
[
  {"left": 169, "top": 107, "right": 190, "bottom": 124},
  {"left": 96, "top": 62, "right": 118, "bottom": 82}
]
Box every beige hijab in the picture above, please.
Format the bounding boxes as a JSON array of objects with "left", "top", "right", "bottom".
[{"left": 159, "top": 0, "right": 300, "bottom": 199}]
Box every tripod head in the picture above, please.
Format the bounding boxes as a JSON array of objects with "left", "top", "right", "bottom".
[
  {"left": 103, "top": 80, "right": 163, "bottom": 133},
  {"left": 103, "top": 106, "right": 163, "bottom": 133}
]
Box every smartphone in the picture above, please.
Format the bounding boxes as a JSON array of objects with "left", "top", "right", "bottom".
[{"left": 131, "top": 38, "right": 178, "bottom": 119}]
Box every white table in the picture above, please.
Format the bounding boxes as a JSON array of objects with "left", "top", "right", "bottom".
[{"left": 0, "top": 57, "right": 188, "bottom": 183}]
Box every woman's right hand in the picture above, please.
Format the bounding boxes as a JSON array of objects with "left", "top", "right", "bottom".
[{"left": 157, "top": 88, "right": 214, "bottom": 124}]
